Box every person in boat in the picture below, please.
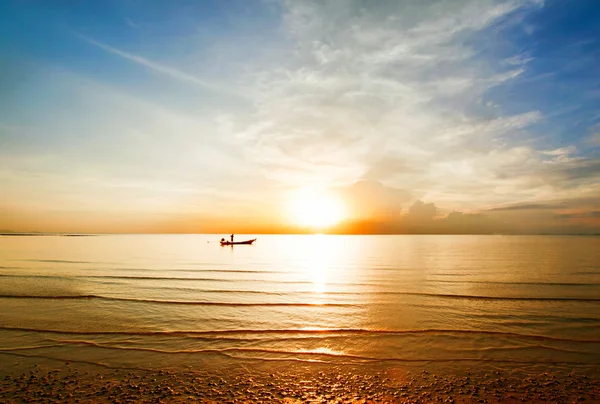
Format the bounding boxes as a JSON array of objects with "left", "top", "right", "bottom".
[
  {"left": 221, "top": 238, "right": 225, "bottom": 243},
  {"left": 230, "top": 234, "right": 234, "bottom": 242}
]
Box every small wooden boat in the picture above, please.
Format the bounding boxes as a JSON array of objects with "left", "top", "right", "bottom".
[{"left": 220, "top": 238, "right": 256, "bottom": 246}]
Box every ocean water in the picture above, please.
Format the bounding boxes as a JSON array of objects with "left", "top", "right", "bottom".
[{"left": 1, "top": 234, "right": 599, "bottom": 376}]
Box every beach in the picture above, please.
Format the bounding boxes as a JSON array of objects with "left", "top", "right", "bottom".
[{"left": 1, "top": 359, "right": 599, "bottom": 403}]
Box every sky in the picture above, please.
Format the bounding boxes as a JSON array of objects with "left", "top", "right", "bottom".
[{"left": 1, "top": 0, "right": 600, "bottom": 234}]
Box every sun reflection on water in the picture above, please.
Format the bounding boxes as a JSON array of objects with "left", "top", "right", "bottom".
[
  {"left": 304, "top": 234, "right": 336, "bottom": 295},
  {"left": 297, "top": 347, "right": 346, "bottom": 356}
]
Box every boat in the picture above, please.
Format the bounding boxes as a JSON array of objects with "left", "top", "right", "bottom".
[{"left": 220, "top": 238, "right": 257, "bottom": 246}]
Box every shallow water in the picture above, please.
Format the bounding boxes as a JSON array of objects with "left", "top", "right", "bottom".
[{"left": 1, "top": 234, "right": 599, "bottom": 375}]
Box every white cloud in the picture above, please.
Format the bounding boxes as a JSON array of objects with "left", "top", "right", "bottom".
[
  {"left": 542, "top": 146, "right": 576, "bottom": 157},
  {"left": 217, "top": 0, "right": 558, "bottom": 210},
  {"left": 504, "top": 53, "right": 534, "bottom": 66}
]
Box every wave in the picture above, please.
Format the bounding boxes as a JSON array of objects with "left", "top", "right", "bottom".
[
  {"left": 51, "top": 339, "right": 376, "bottom": 360},
  {"left": 0, "top": 351, "right": 147, "bottom": 371},
  {"left": 5, "top": 350, "right": 600, "bottom": 372},
  {"left": 431, "top": 280, "right": 600, "bottom": 287},
  {"left": 471, "top": 344, "right": 600, "bottom": 356},
  {"left": 1, "top": 291, "right": 599, "bottom": 303},
  {"left": 152, "top": 268, "right": 280, "bottom": 274},
  {"left": 70, "top": 267, "right": 283, "bottom": 274},
  {"left": 3, "top": 273, "right": 600, "bottom": 294},
  {"left": 399, "top": 292, "right": 600, "bottom": 302},
  {"left": 234, "top": 356, "right": 600, "bottom": 365},
  {"left": 2, "top": 345, "right": 596, "bottom": 367},
  {"left": 50, "top": 338, "right": 600, "bottom": 359},
  {"left": 7, "top": 264, "right": 289, "bottom": 275},
  {"left": 0, "top": 274, "right": 251, "bottom": 283},
  {"left": 19, "top": 259, "right": 100, "bottom": 264},
  {"left": 132, "top": 286, "right": 301, "bottom": 295},
  {"left": 0, "top": 294, "right": 355, "bottom": 307},
  {"left": 0, "top": 344, "right": 63, "bottom": 352},
  {"left": 2, "top": 326, "right": 599, "bottom": 344},
  {"left": 0, "top": 274, "right": 315, "bottom": 284}
]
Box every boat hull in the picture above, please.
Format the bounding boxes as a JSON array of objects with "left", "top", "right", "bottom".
[{"left": 220, "top": 238, "right": 256, "bottom": 246}]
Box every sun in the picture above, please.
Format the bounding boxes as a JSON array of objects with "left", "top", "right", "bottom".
[{"left": 288, "top": 188, "right": 346, "bottom": 229}]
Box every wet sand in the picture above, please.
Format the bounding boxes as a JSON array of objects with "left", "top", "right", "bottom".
[{"left": 1, "top": 361, "right": 599, "bottom": 403}]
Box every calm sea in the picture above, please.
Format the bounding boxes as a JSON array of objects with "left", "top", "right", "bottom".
[{"left": 1, "top": 234, "right": 599, "bottom": 376}]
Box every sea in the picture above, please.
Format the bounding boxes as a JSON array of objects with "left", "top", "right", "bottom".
[{"left": 1, "top": 234, "right": 599, "bottom": 377}]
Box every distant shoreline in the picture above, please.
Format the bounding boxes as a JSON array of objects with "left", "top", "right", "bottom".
[
  {"left": 1, "top": 233, "right": 599, "bottom": 237},
  {"left": 0, "top": 233, "right": 97, "bottom": 237}
]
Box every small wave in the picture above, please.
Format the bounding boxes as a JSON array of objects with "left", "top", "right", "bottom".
[
  {"left": 162, "top": 269, "right": 281, "bottom": 274},
  {"left": 1, "top": 291, "right": 598, "bottom": 303},
  {"left": 401, "top": 292, "right": 600, "bottom": 302},
  {"left": 0, "top": 274, "right": 317, "bottom": 284},
  {"left": 134, "top": 286, "right": 292, "bottom": 295},
  {"left": 13, "top": 340, "right": 600, "bottom": 366},
  {"left": 18, "top": 259, "right": 97, "bottom": 264},
  {"left": 3, "top": 349, "right": 596, "bottom": 369},
  {"left": 5, "top": 265, "right": 285, "bottom": 274},
  {"left": 51, "top": 339, "right": 374, "bottom": 360},
  {"left": 0, "top": 274, "right": 379, "bottom": 287},
  {"left": 453, "top": 344, "right": 600, "bottom": 356},
  {"left": 239, "top": 356, "right": 599, "bottom": 365},
  {"left": 2, "top": 326, "right": 599, "bottom": 344},
  {"left": 0, "top": 344, "right": 63, "bottom": 352},
  {"left": 79, "top": 267, "right": 285, "bottom": 275},
  {"left": 0, "top": 351, "right": 146, "bottom": 371},
  {"left": 431, "top": 280, "right": 600, "bottom": 287},
  {"left": 0, "top": 274, "right": 242, "bottom": 282},
  {"left": 0, "top": 294, "right": 355, "bottom": 307}
]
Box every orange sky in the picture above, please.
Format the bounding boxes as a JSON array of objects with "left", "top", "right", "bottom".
[{"left": 3, "top": 180, "right": 600, "bottom": 235}]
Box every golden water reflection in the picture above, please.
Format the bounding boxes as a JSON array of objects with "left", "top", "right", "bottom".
[{"left": 302, "top": 234, "right": 352, "bottom": 295}]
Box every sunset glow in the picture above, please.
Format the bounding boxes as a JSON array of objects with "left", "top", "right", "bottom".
[
  {"left": 288, "top": 189, "right": 346, "bottom": 230},
  {"left": 1, "top": 1, "right": 600, "bottom": 400},
  {"left": 1, "top": 1, "right": 600, "bottom": 235}
]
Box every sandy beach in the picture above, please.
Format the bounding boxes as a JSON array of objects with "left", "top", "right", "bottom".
[{"left": 1, "top": 359, "right": 599, "bottom": 403}]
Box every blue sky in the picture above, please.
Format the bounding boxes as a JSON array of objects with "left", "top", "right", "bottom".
[{"left": 1, "top": 0, "right": 600, "bottom": 233}]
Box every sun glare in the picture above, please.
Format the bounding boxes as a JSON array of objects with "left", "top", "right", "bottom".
[{"left": 288, "top": 188, "right": 346, "bottom": 229}]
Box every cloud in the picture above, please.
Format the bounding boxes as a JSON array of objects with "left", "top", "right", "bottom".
[
  {"left": 555, "top": 211, "right": 600, "bottom": 220},
  {"left": 586, "top": 123, "right": 600, "bottom": 146},
  {"left": 363, "top": 155, "right": 420, "bottom": 182},
  {"left": 124, "top": 17, "right": 140, "bottom": 29},
  {"left": 75, "top": 33, "right": 244, "bottom": 99},
  {"left": 542, "top": 146, "right": 576, "bottom": 157},
  {"left": 407, "top": 200, "right": 438, "bottom": 221},
  {"left": 337, "top": 180, "right": 409, "bottom": 221},
  {"left": 541, "top": 146, "right": 582, "bottom": 164},
  {"left": 488, "top": 203, "right": 561, "bottom": 211},
  {"left": 218, "top": 0, "right": 556, "bottom": 211}
]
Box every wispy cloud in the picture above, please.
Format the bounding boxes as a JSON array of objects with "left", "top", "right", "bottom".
[
  {"left": 587, "top": 123, "right": 600, "bottom": 146},
  {"left": 488, "top": 203, "right": 561, "bottom": 211},
  {"left": 218, "top": 0, "right": 552, "bottom": 208},
  {"left": 555, "top": 211, "right": 600, "bottom": 220},
  {"left": 75, "top": 33, "right": 245, "bottom": 99}
]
